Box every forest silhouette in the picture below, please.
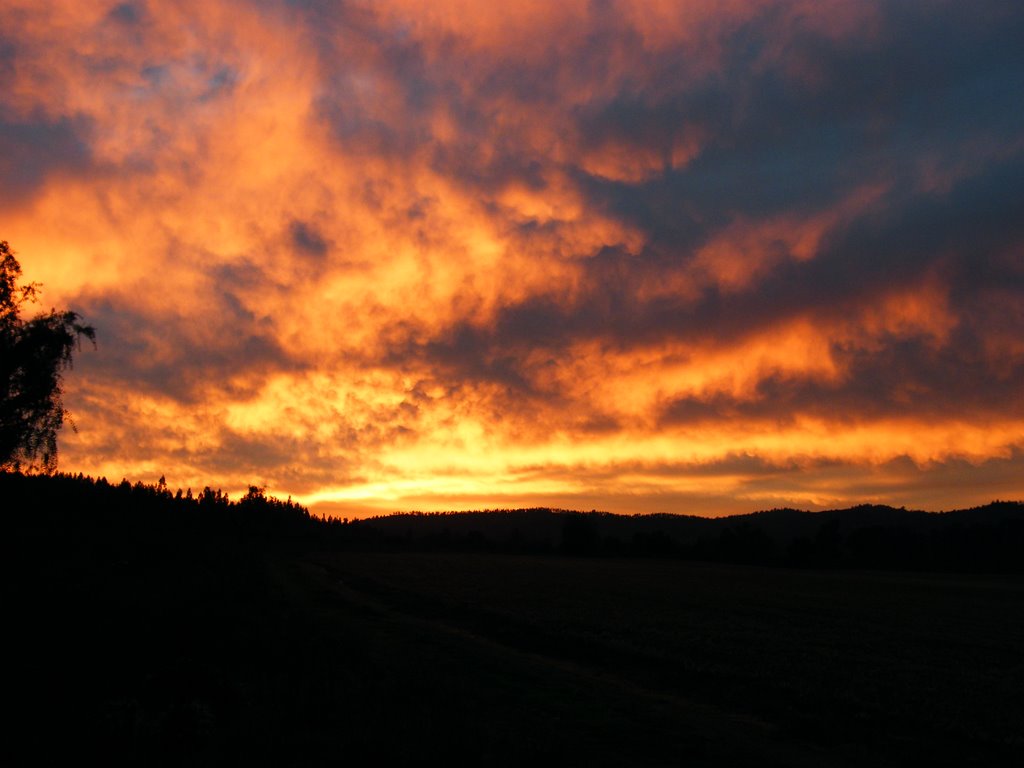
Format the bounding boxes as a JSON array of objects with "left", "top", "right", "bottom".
[{"left": 5, "top": 470, "right": 1024, "bottom": 572}]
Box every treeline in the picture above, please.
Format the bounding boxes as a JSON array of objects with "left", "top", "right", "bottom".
[
  {"left": 5, "top": 471, "right": 1024, "bottom": 573},
  {"left": 3, "top": 471, "right": 319, "bottom": 554},
  {"left": 343, "top": 503, "right": 1024, "bottom": 573}
]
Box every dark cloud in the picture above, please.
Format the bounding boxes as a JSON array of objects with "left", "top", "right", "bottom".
[
  {"left": 107, "top": 3, "right": 144, "bottom": 25},
  {"left": 573, "top": 2, "right": 1024, "bottom": 243},
  {"left": 202, "top": 428, "right": 359, "bottom": 486},
  {"left": 289, "top": 219, "right": 329, "bottom": 258},
  {"left": 0, "top": 36, "right": 15, "bottom": 88},
  {"left": 75, "top": 290, "right": 299, "bottom": 403},
  {"left": 199, "top": 66, "right": 238, "bottom": 101},
  {"left": 390, "top": 139, "right": 1024, "bottom": 419},
  {"left": 0, "top": 112, "right": 94, "bottom": 206},
  {"left": 412, "top": 323, "right": 540, "bottom": 398},
  {"left": 658, "top": 336, "right": 1024, "bottom": 428},
  {"left": 302, "top": 0, "right": 1024, "bottom": 315}
]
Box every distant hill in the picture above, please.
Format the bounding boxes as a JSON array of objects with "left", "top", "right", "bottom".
[
  {"left": 348, "top": 501, "right": 1024, "bottom": 572},
  {"left": 4, "top": 471, "right": 1023, "bottom": 572}
]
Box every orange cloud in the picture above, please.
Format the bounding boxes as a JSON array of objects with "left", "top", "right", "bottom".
[{"left": 2, "top": 0, "right": 1023, "bottom": 516}]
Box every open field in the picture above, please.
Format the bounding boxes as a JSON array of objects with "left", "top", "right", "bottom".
[
  {"left": 308, "top": 552, "right": 1024, "bottom": 765},
  {"left": 9, "top": 510, "right": 1023, "bottom": 765}
]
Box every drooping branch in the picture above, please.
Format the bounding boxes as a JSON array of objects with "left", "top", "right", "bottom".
[{"left": 0, "top": 241, "right": 95, "bottom": 472}]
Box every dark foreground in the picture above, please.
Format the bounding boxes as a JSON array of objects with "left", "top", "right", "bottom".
[
  {"left": 4, "top": 472, "right": 1023, "bottom": 765},
  {"left": 8, "top": 540, "right": 1024, "bottom": 765}
]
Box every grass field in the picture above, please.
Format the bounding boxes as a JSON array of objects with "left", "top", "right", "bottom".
[
  {"left": 307, "top": 552, "right": 1024, "bottom": 766},
  {"left": 8, "top": 526, "right": 1024, "bottom": 765}
]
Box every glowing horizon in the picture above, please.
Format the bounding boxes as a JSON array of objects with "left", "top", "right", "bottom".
[{"left": 3, "top": 0, "right": 1024, "bottom": 517}]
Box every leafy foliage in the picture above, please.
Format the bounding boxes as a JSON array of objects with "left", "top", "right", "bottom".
[{"left": 0, "top": 240, "right": 95, "bottom": 471}]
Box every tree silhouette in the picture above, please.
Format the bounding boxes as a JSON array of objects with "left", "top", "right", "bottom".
[{"left": 0, "top": 240, "right": 94, "bottom": 471}]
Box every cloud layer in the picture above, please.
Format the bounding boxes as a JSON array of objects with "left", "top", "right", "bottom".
[{"left": 3, "top": 0, "right": 1024, "bottom": 515}]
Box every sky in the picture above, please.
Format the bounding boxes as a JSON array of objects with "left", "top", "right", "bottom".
[{"left": 2, "top": 0, "right": 1023, "bottom": 517}]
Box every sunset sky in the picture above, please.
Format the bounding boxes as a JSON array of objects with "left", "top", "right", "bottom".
[{"left": 2, "top": 0, "right": 1023, "bottom": 517}]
